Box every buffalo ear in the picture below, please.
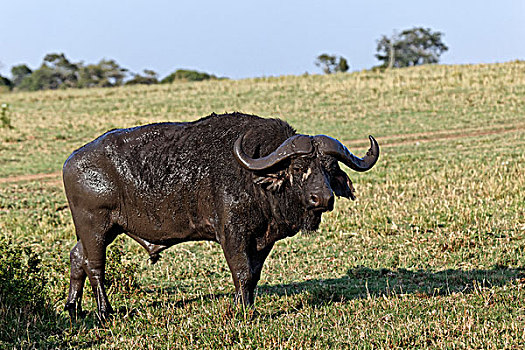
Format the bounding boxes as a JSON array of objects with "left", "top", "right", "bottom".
[
  {"left": 253, "top": 171, "right": 287, "bottom": 192},
  {"left": 331, "top": 169, "right": 356, "bottom": 200}
]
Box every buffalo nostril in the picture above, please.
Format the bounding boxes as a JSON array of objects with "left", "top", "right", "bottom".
[
  {"left": 309, "top": 192, "right": 334, "bottom": 210},
  {"left": 310, "top": 194, "right": 321, "bottom": 207}
]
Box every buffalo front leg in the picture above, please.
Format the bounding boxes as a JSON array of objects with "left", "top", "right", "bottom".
[
  {"left": 221, "top": 238, "right": 273, "bottom": 307},
  {"left": 64, "top": 240, "right": 87, "bottom": 318}
]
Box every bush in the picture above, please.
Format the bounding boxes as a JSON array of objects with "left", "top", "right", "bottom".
[
  {"left": 0, "top": 239, "right": 47, "bottom": 311},
  {"left": 125, "top": 69, "right": 158, "bottom": 85},
  {"left": 314, "top": 54, "right": 350, "bottom": 74},
  {"left": 161, "top": 69, "right": 220, "bottom": 83},
  {"left": 0, "top": 75, "right": 12, "bottom": 91},
  {"left": 0, "top": 237, "right": 65, "bottom": 346}
]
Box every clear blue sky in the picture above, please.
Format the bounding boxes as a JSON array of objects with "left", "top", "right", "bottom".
[{"left": 1, "top": 0, "right": 524, "bottom": 79}]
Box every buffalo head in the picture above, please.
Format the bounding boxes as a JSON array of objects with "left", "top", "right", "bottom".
[{"left": 233, "top": 133, "right": 379, "bottom": 231}]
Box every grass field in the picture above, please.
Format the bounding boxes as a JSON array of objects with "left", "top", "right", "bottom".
[{"left": 0, "top": 61, "right": 524, "bottom": 348}]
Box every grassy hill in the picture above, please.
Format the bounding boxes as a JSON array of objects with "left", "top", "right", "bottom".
[{"left": 0, "top": 62, "right": 524, "bottom": 348}]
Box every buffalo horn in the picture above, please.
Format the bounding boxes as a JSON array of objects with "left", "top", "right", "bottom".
[
  {"left": 315, "top": 135, "right": 379, "bottom": 172},
  {"left": 234, "top": 133, "right": 313, "bottom": 171}
]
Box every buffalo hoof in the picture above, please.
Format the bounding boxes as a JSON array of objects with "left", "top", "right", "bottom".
[
  {"left": 97, "top": 308, "right": 115, "bottom": 324},
  {"left": 65, "top": 304, "right": 87, "bottom": 320},
  {"left": 149, "top": 253, "right": 161, "bottom": 264}
]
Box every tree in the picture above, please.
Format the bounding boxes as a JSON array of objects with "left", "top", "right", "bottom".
[
  {"left": 375, "top": 27, "right": 448, "bottom": 68},
  {"left": 17, "top": 53, "right": 80, "bottom": 91},
  {"left": 10, "top": 54, "right": 135, "bottom": 91},
  {"left": 10, "top": 64, "right": 32, "bottom": 87},
  {"left": 78, "top": 59, "right": 128, "bottom": 88},
  {"left": 125, "top": 69, "right": 159, "bottom": 85},
  {"left": 43, "top": 53, "right": 79, "bottom": 87},
  {"left": 17, "top": 66, "right": 56, "bottom": 91},
  {"left": 314, "top": 54, "right": 349, "bottom": 74}
]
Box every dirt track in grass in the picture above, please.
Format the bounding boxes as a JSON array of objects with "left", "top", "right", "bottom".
[
  {"left": 345, "top": 122, "right": 525, "bottom": 148},
  {"left": 1, "top": 122, "right": 523, "bottom": 185}
]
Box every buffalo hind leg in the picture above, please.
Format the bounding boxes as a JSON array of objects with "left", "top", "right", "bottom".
[
  {"left": 64, "top": 240, "right": 88, "bottom": 318},
  {"left": 74, "top": 215, "right": 120, "bottom": 322}
]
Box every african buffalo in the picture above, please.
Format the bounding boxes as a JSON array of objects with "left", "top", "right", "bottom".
[{"left": 63, "top": 112, "right": 379, "bottom": 320}]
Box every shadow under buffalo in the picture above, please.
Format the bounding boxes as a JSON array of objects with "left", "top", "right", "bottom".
[
  {"left": 258, "top": 266, "right": 525, "bottom": 305},
  {"left": 144, "top": 266, "right": 525, "bottom": 310}
]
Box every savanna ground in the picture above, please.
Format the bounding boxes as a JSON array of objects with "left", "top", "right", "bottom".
[{"left": 0, "top": 62, "right": 524, "bottom": 349}]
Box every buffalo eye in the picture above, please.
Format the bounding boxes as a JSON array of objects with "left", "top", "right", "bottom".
[{"left": 291, "top": 157, "right": 309, "bottom": 173}]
